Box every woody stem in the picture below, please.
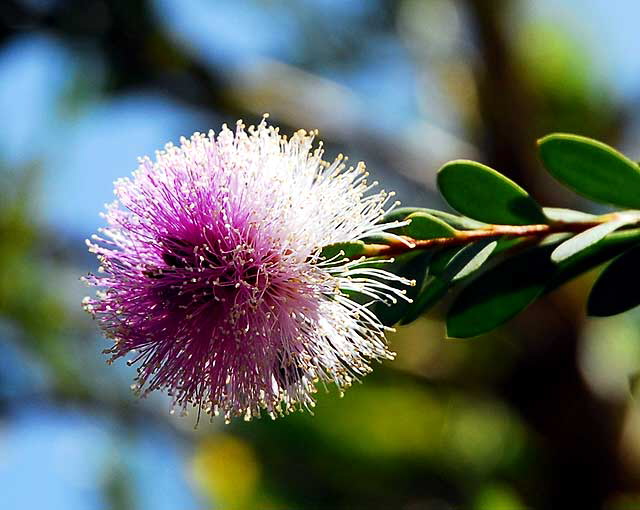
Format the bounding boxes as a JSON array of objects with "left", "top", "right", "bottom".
[{"left": 361, "top": 213, "right": 636, "bottom": 258}]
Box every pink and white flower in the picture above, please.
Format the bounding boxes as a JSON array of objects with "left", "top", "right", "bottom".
[{"left": 84, "top": 117, "right": 409, "bottom": 422}]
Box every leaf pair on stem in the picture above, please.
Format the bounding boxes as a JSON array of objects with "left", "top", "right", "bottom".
[{"left": 324, "top": 134, "right": 640, "bottom": 338}]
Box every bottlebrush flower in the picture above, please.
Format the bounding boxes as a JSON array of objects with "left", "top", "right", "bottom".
[{"left": 83, "top": 117, "right": 410, "bottom": 422}]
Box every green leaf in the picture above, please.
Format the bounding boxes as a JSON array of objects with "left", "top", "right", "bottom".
[
  {"left": 408, "top": 228, "right": 640, "bottom": 333},
  {"left": 452, "top": 241, "right": 498, "bottom": 281},
  {"left": 437, "top": 160, "right": 546, "bottom": 225},
  {"left": 543, "top": 207, "right": 597, "bottom": 223},
  {"left": 374, "top": 251, "right": 432, "bottom": 327},
  {"left": 381, "top": 207, "right": 485, "bottom": 230},
  {"left": 422, "top": 210, "right": 486, "bottom": 230},
  {"left": 380, "top": 207, "right": 427, "bottom": 224},
  {"left": 320, "top": 241, "right": 366, "bottom": 260},
  {"left": 549, "top": 228, "right": 640, "bottom": 291},
  {"left": 400, "top": 239, "right": 497, "bottom": 325},
  {"left": 444, "top": 227, "right": 640, "bottom": 337},
  {"left": 550, "top": 218, "right": 633, "bottom": 263},
  {"left": 446, "top": 246, "right": 556, "bottom": 338},
  {"left": 426, "top": 246, "right": 463, "bottom": 276},
  {"left": 538, "top": 133, "right": 640, "bottom": 208},
  {"left": 359, "top": 233, "right": 397, "bottom": 245},
  {"left": 587, "top": 243, "right": 640, "bottom": 316},
  {"left": 403, "top": 212, "right": 457, "bottom": 239}
]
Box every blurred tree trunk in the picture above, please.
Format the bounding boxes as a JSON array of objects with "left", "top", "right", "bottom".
[{"left": 462, "top": 0, "right": 626, "bottom": 507}]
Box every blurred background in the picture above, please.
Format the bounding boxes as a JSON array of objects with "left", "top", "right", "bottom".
[{"left": 2, "top": 0, "right": 640, "bottom": 508}]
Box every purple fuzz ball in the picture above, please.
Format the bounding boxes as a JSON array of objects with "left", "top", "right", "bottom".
[{"left": 83, "top": 118, "right": 410, "bottom": 422}]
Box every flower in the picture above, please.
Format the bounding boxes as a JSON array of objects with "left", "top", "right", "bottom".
[{"left": 83, "top": 116, "right": 410, "bottom": 422}]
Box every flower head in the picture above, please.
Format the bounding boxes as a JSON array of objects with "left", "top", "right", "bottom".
[{"left": 84, "top": 117, "right": 409, "bottom": 422}]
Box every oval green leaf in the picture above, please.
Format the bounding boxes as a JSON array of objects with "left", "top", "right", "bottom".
[
  {"left": 446, "top": 246, "right": 556, "bottom": 338},
  {"left": 587, "top": 243, "right": 640, "bottom": 316},
  {"left": 359, "top": 233, "right": 397, "bottom": 245},
  {"left": 543, "top": 207, "right": 597, "bottom": 223},
  {"left": 538, "top": 133, "right": 640, "bottom": 208},
  {"left": 374, "top": 251, "right": 432, "bottom": 326},
  {"left": 437, "top": 160, "right": 546, "bottom": 225},
  {"left": 381, "top": 207, "right": 485, "bottom": 230},
  {"left": 403, "top": 212, "right": 457, "bottom": 240},
  {"left": 442, "top": 227, "right": 640, "bottom": 334},
  {"left": 550, "top": 218, "right": 633, "bottom": 263},
  {"left": 548, "top": 228, "right": 640, "bottom": 291},
  {"left": 381, "top": 206, "right": 428, "bottom": 224},
  {"left": 400, "top": 239, "right": 497, "bottom": 325},
  {"left": 452, "top": 241, "right": 498, "bottom": 281},
  {"left": 320, "top": 241, "right": 366, "bottom": 260}
]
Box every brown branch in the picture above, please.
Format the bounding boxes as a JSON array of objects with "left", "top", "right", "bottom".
[{"left": 361, "top": 217, "right": 624, "bottom": 258}]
